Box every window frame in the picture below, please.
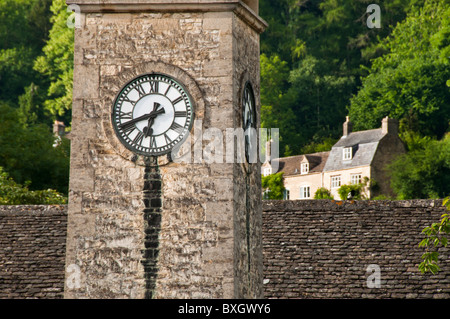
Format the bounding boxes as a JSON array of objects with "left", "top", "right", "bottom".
[
  {"left": 299, "top": 186, "right": 311, "bottom": 199},
  {"left": 351, "top": 174, "right": 362, "bottom": 185},
  {"left": 343, "top": 147, "right": 353, "bottom": 160},
  {"left": 263, "top": 167, "right": 272, "bottom": 176},
  {"left": 300, "top": 162, "right": 309, "bottom": 174},
  {"left": 331, "top": 176, "right": 341, "bottom": 189}
]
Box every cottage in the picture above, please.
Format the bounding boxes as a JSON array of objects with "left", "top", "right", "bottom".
[{"left": 263, "top": 116, "right": 405, "bottom": 199}]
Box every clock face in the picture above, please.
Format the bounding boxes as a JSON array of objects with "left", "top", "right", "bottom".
[
  {"left": 242, "top": 82, "right": 256, "bottom": 163},
  {"left": 112, "top": 74, "right": 194, "bottom": 157}
]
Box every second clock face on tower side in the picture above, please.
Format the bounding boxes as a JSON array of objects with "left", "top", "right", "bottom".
[
  {"left": 112, "top": 74, "right": 194, "bottom": 157},
  {"left": 242, "top": 81, "right": 256, "bottom": 163}
]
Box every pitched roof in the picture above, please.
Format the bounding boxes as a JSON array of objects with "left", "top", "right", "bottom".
[
  {"left": 272, "top": 151, "right": 330, "bottom": 176},
  {"left": 333, "top": 128, "right": 385, "bottom": 148},
  {"left": 323, "top": 128, "right": 386, "bottom": 172}
]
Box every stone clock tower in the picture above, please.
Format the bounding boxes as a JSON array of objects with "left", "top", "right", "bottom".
[{"left": 64, "top": 0, "right": 267, "bottom": 299}]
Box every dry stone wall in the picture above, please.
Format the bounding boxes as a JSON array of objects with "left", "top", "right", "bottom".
[
  {"left": 263, "top": 200, "right": 450, "bottom": 299},
  {"left": 0, "top": 206, "right": 67, "bottom": 299},
  {"left": 1, "top": 200, "right": 449, "bottom": 299}
]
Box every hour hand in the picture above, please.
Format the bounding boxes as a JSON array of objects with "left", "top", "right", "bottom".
[{"left": 144, "top": 103, "right": 165, "bottom": 137}]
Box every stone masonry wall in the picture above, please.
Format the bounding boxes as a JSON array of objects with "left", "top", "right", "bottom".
[
  {"left": 2, "top": 200, "right": 449, "bottom": 299},
  {"left": 263, "top": 200, "right": 450, "bottom": 299},
  {"left": 67, "top": 8, "right": 263, "bottom": 299},
  {"left": 0, "top": 206, "right": 67, "bottom": 299}
]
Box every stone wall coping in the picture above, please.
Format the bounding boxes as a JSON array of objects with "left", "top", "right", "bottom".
[
  {"left": 65, "top": 0, "right": 268, "bottom": 33},
  {"left": 0, "top": 205, "right": 68, "bottom": 215},
  {"left": 263, "top": 199, "right": 446, "bottom": 212}
]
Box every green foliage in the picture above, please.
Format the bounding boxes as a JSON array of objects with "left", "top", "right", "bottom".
[
  {"left": 0, "top": 167, "right": 67, "bottom": 205},
  {"left": 419, "top": 197, "right": 450, "bottom": 274},
  {"left": 34, "top": 0, "right": 74, "bottom": 121},
  {"left": 259, "top": 0, "right": 421, "bottom": 156},
  {"left": 388, "top": 134, "right": 450, "bottom": 199},
  {"left": 314, "top": 187, "right": 333, "bottom": 200},
  {"left": 262, "top": 172, "right": 285, "bottom": 200},
  {"left": 337, "top": 177, "right": 373, "bottom": 200},
  {"left": 0, "top": 0, "right": 53, "bottom": 102},
  {"left": 337, "top": 183, "right": 364, "bottom": 200},
  {"left": 0, "top": 103, "right": 70, "bottom": 194},
  {"left": 301, "top": 137, "right": 337, "bottom": 155},
  {"left": 348, "top": 0, "right": 450, "bottom": 139}
]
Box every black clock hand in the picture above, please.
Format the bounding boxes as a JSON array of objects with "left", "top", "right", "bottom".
[
  {"left": 118, "top": 106, "right": 164, "bottom": 130},
  {"left": 143, "top": 103, "right": 163, "bottom": 137}
]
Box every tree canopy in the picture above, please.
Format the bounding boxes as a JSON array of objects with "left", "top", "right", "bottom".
[
  {"left": 348, "top": 0, "right": 450, "bottom": 140},
  {"left": 0, "top": 0, "right": 449, "bottom": 201},
  {"left": 259, "top": 0, "right": 433, "bottom": 156},
  {"left": 0, "top": 0, "right": 71, "bottom": 200}
]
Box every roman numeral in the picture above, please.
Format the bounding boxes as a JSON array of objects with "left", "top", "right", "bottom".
[
  {"left": 164, "top": 85, "right": 171, "bottom": 96},
  {"left": 134, "top": 83, "right": 146, "bottom": 97},
  {"left": 175, "top": 111, "right": 187, "bottom": 118},
  {"left": 149, "top": 136, "right": 157, "bottom": 148},
  {"left": 149, "top": 81, "right": 159, "bottom": 93},
  {"left": 133, "top": 131, "right": 145, "bottom": 146},
  {"left": 172, "top": 96, "right": 184, "bottom": 105},
  {"left": 163, "top": 133, "right": 172, "bottom": 145},
  {"left": 122, "top": 95, "right": 137, "bottom": 106},
  {"left": 170, "top": 122, "right": 184, "bottom": 134},
  {"left": 119, "top": 111, "right": 132, "bottom": 120}
]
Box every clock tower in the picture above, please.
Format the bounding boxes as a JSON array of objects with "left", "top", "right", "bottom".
[{"left": 64, "top": 0, "right": 267, "bottom": 299}]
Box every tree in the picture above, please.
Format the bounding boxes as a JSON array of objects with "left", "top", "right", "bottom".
[
  {"left": 419, "top": 197, "right": 450, "bottom": 274},
  {"left": 262, "top": 172, "right": 285, "bottom": 200},
  {"left": 388, "top": 133, "right": 450, "bottom": 200},
  {"left": 34, "top": 0, "right": 74, "bottom": 124},
  {"left": 0, "top": 167, "right": 67, "bottom": 205},
  {"left": 258, "top": 0, "right": 422, "bottom": 156},
  {"left": 348, "top": 0, "right": 450, "bottom": 140},
  {"left": 260, "top": 54, "right": 300, "bottom": 156},
  {"left": 0, "top": 0, "right": 53, "bottom": 103},
  {"left": 0, "top": 103, "right": 70, "bottom": 194}
]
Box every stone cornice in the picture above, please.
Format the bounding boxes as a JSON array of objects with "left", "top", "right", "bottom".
[{"left": 66, "top": 0, "right": 268, "bottom": 33}]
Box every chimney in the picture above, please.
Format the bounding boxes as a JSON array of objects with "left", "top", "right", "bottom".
[
  {"left": 381, "top": 116, "right": 398, "bottom": 135},
  {"left": 265, "top": 139, "right": 272, "bottom": 163},
  {"left": 53, "top": 120, "right": 65, "bottom": 137},
  {"left": 343, "top": 116, "right": 352, "bottom": 137}
]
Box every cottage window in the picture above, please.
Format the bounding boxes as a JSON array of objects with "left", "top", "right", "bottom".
[
  {"left": 351, "top": 174, "right": 362, "bottom": 185},
  {"left": 331, "top": 176, "right": 341, "bottom": 188},
  {"left": 283, "top": 189, "right": 290, "bottom": 200},
  {"left": 301, "top": 163, "right": 309, "bottom": 174},
  {"left": 299, "top": 186, "right": 310, "bottom": 199},
  {"left": 263, "top": 167, "right": 272, "bottom": 176},
  {"left": 343, "top": 147, "right": 353, "bottom": 160}
]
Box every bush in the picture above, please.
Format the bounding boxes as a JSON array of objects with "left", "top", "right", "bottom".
[
  {"left": 0, "top": 167, "right": 67, "bottom": 205},
  {"left": 338, "top": 183, "right": 364, "bottom": 200},
  {"left": 262, "top": 172, "right": 285, "bottom": 200},
  {"left": 314, "top": 187, "right": 333, "bottom": 199},
  {"left": 388, "top": 133, "right": 450, "bottom": 199}
]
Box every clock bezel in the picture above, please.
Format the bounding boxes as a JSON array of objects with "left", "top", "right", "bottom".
[{"left": 111, "top": 72, "right": 195, "bottom": 158}]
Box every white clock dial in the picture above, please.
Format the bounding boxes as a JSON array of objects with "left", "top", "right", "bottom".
[{"left": 112, "top": 74, "right": 194, "bottom": 157}]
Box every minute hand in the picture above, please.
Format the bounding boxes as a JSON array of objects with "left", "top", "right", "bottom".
[{"left": 119, "top": 109, "right": 165, "bottom": 129}]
